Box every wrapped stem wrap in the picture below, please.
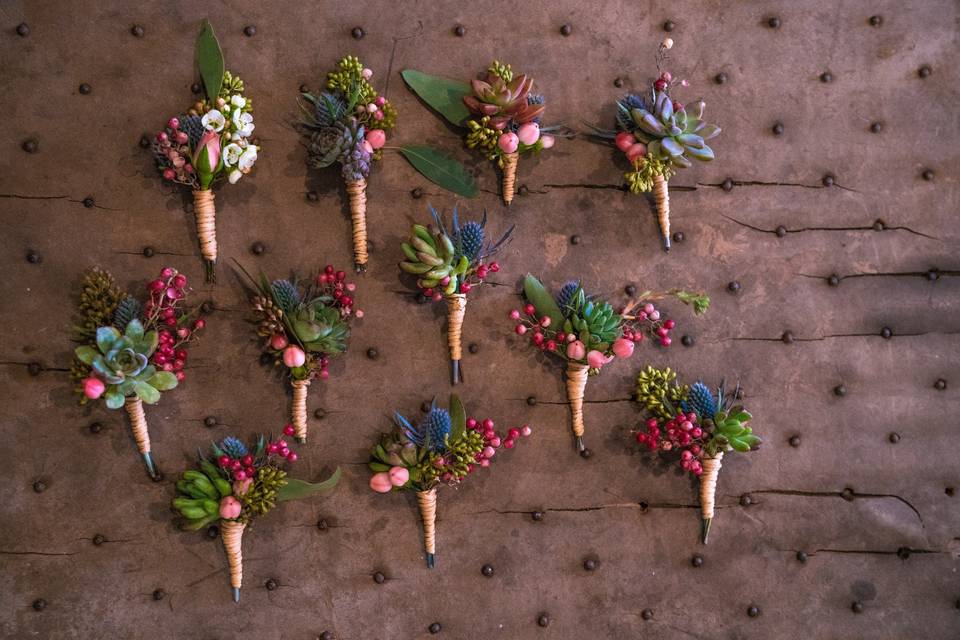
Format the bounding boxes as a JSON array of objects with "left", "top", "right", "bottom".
[
  {"left": 346, "top": 178, "right": 368, "bottom": 271},
  {"left": 653, "top": 173, "right": 670, "bottom": 251},
  {"left": 193, "top": 189, "right": 218, "bottom": 280},
  {"left": 290, "top": 378, "right": 310, "bottom": 443},
  {"left": 699, "top": 451, "right": 724, "bottom": 543},
  {"left": 124, "top": 396, "right": 155, "bottom": 477},
  {"left": 566, "top": 362, "right": 589, "bottom": 451},
  {"left": 446, "top": 293, "right": 467, "bottom": 384},
  {"left": 417, "top": 488, "right": 438, "bottom": 568},
  {"left": 501, "top": 152, "right": 519, "bottom": 206},
  {"left": 220, "top": 520, "right": 245, "bottom": 602}
]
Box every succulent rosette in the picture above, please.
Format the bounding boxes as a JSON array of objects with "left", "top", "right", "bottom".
[
  {"left": 149, "top": 21, "right": 259, "bottom": 281},
  {"left": 399, "top": 205, "right": 513, "bottom": 383},
  {"left": 299, "top": 55, "right": 398, "bottom": 271},
  {"left": 172, "top": 434, "right": 339, "bottom": 602},
  {"left": 70, "top": 267, "right": 206, "bottom": 478},
  {"left": 510, "top": 275, "right": 708, "bottom": 453},
  {"left": 589, "top": 38, "right": 721, "bottom": 251},
  {"left": 368, "top": 394, "right": 531, "bottom": 567},
  {"left": 239, "top": 263, "right": 361, "bottom": 443},
  {"left": 633, "top": 367, "right": 760, "bottom": 543}
]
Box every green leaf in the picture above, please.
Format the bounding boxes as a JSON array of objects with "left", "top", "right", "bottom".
[
  {"left": 148, "top": 371, "right": 179, "bottom": 391},
  {"left": 133, "top": 381, "right": 161, "bottom": 404},
  {"left": 449, "top": 394, "right": 466, "bottom": 442},
  {"left": 400, "top": 69, "right": 471, "bottom": 127},
  {"left": 398, "top": 145, "right": 478, "bottom": 198},
  {"left": 96, "top": 327, "right": 120, "bottom": 354},
  {"left": 75, "top": 345, "right": 98, "bottom": 365},
  {"left": 277, "top": 467, "right": 341, "bottom": 501},
  {"left": 124, "top": 319, "right": 144, "bottom": 339},
  {"left": 732, "top": 411, "right": 752, "bottom": 423},
  {"left": 369, "top": 462, "right": 391, "bottom": 473},
  {"left": 523, "top": 275, "right": 563, "bottom": 329},
  {"left": 196, "top": 20, "right": 224, "bottom": 103},
  {"left": 673, "top": 290, "right": 711, "bottom": 316},
  {"left": 728, "top": 437, "right": 751, "bottom": 453},
  {"left": 105, "top": 388, "right": 125, "bottom": 409}
]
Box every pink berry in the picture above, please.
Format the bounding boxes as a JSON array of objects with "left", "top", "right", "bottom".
[
  {"left": 660, "top": 336, "right": 672, "bottom": 346},
  {"left": 193, "top": 319, "right": 206, "bottom": 330},
  {"left": 664, "top": 319, "right": 676, "bottom": 329},
  {"left": 162, "top": 168, "right": 176, "bottom": 181},
  {"left": 467, "top": 418, "right": 478, "bottom": 429},
  {"left": 241, "top": 455, "right": 253, "bottom": 466},
  {"left": 509, "top": 310, "right": 521, "bottom": 320},
  {"left": 489, "top": 436, "right": 502, "bottom": 447},
  {"left": 508, "top": 428, "right": 520, "bottom": 439},
  {"left": 515, "top": 324, "right": 527, "bottom": 335},
  {"left": 234, "top": 470, "right": 247, "bottom": 481},
  {"left": 175, "top": 371, "right": 186, "bottom": 381},
  {"left": 270, "top": 334, "right": 289, "bottom": 350},
  {"left": 218, "top": 455, "right": 230, "bottom": 467},
  {"left": 480, "top": 459, "right": 491, "bottom": 468},
  {"left": 661, "top": 71, "right": 672, "bottom": 82},
  {"left": 482, "top": 446, "right": 496, "bottom": 459},
  {"left": 460, "top": 282, "right": 472, "bottom": 293},
  {"left": 490, "top": 262, "right": 500, "bottom": 272},
  {"left": 82, "top": 376, "right": 105, "bottom": 400},
  {"left": 483, "top": 419, "right": 494, "bottom": 430},
  {"left": 283, "top": 346, "right": 306, "bottom": 368},
  {"left": 615, "top": 131, "right": 635, "bottom": 152},
  {"left": 503, "top": 439, "right": 515, "bottom": 449},
  {"left": 287, "top": 452, "right": 298, "bottom": 462},
  {"left": 521, "top": 425, "right": 532, "bottom": 437},
  {"left": 283, "top": 424, "right": 295, "bottom": 436},
  {"left": 498, "top": 132, "right": 519, "bottom": 153}
]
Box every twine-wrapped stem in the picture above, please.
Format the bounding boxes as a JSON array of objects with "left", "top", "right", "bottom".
[
  {"left": 699, "top": 451, "right": 724, "bottom": 544},
  {"left": 653, "top": 173, "right": 670, "bottom": 252},
  {"left": 220, "top": 520, "right": 245, "bottom": 602},
  {"left": 501, "top": 152, "right": 519, "bottom": 206},
  {"left": 446, "top": 294, "right": 467, "bottom": 384},
  {"left": 346, "top": 178, "right": 368, "bottom": 272},
  {"left": 290, "top": 378, "right": 310, "bottom": 443},
  {"left": 417, "top": 488, "right": 438, "bottom": 568},
  {"left": 193, "top": 189, "right": 218, "bottom": 282},
  {"left": 124, "top": 396, "right": 156, "bottom": 478},
  {"left": 566, "top": 362, "right": 589, "bottom": 452}
]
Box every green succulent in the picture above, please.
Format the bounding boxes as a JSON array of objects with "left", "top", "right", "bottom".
[
  {"left": 74, "top": 319, "right": 178, "bottom": 408},
  {"left": 400, "top": 221, "right": 461, "bottom": 296},
  {"left": 621, "top": 91, "right": 720, "bottom": 167},
  {"left": 558, "top": 286, "right": 623, "bottom": 352},
  {"left": 289, "top": 300, "right": 349, "bottom": 354}
]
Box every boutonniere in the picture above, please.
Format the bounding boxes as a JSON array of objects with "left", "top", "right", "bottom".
[
  {"left": 239, "top": 264, "right": 361, "bottom": 443},
  {"left": 299, "top": 56, "right": 398, "bottom": 271},
  {"left": 369, "top": 395, "right": 531, "bottom": 567},
  {"left": 150, "top": 21, "right": 259, "bottom": 281},
  {"left": 590, "top": 38, "right": 720, "bottom": 250},
  {"left": 399, "top": 206, "right": 512, "bottom": 383},
  {"left": 171, "top": 435, "right": 339, "bottom": 601},
  {"left": 635, "top": 367, "right": 760, "bottom": 542},
  {"left": 71, "top": 267, "right": 205, "bottom": 478},
  {"left": 511, "top": 275, "right": 708, "bottom": 454}
]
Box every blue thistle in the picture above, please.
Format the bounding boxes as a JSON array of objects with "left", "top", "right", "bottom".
[
  {"left": 556, "top": 281, "right": 580, "bottom": 309},
  {"left": 271, "top": 279, "right": 300, "bottom": 312},
  {"left": 686, "top": 382, "right": 717, "bottom": 420},
  {"left": 180, "top": 115, "right": 204, "bottom": 148},
  {"left": 458, "top": 222, "right": 484, "bottom": 261},
  {"left": 424, "top": 407, "right": 452, "bottom": 452},
  {"left": 219, "top": 437, "right": 248, "bottom": 459}
]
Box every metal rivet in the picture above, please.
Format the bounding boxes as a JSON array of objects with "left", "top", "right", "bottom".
[
  {"left": 317, "top": 518, "right": 329, "bottom": 530},
  {"left": 251, "top": 241, "right": 266, "bottom": 255},
  {"left": 570, "top": 234, "right": 581, "bottom": 245},
  {"left": 203, "top": 416, "right": 217, "bottom": 428},
  {"left": 191, "top": 82, "right": 202, "bottom": 94},
  {"left": 721, "top": 178, "right": 733, "bottom": 191},
  {"left": 453, "top": 24, "right": 466, "bottom": 37},
  {"left": 946, "top": 487, "right": 955, "bottom": 497},
  {"left": 727, "top": 280, "right": 741, "bottom": 293},
  {"left": 880, "top": 327, "right": 892, "bottom": 339},
  {"left": 926, "top": 269, "right": 939, "bottom": 281},
  {"left": 26, "top": 250, "right": 41, "bottom": 264},
  {"left": 870, "top": 121, "right": 882, "bottom": 133},
  {"left": 772, "top": 121, "right": 784, "bottom": 136},
  {"left": 672, "top": 231, "right": 684, "bottom": 243},
  {"left": 16, "top": 23, "right": 30, "bottom": 36},
  {"left": 307, "top": 190, "right": 319, "bottom": 202},
  {"left": 92, "top": 534, "right": 105, "bottom": 546},
  {"left": 131, "top": 24, "right": 145, "bottom": 37},
  {"left": 775, "top": 225, "right": 787, "bottom": 237},
  {"left": 873, "top": 219, "right": 885, "bottom": 231},
  {"left": 747, "top": 605, "right": 760, "bottom": 618},
  {"left": 32, "top": 599, "right": 46, "bottom": 611},
  {"left": 201, "top": 300, "right": 214, "bottom": 314},
  {"left": 641, "top": 609, "right": 654, "bottom": 621},
  {"left": 468, "top": 343, "right": 479, "bottom": 354},
  {"left": 613, "top": 77, "right": 624, "bottom": 88},
  {"left": 841, "top": 487, "right": 855, "bottom": 501},
  {"left": 28, "top": 362, "right": 42, "bottom": 376},
  {"left": 351, "top": 27, "right": 364, "bottom": 39},
  {"left": 681, "top": 334, "right": 694, "bottom": 347},
  {"left": 691, "top": 554, "right": 704, "bottom": 567},
  {"left": 822, "top": 174, "right": 835, "bottom": 187},
  {"left": 796, "top": 550, "right": 808, "bottom": 563},
  {"left": 922, "top": 169, "right": 934, "bottom": 181},
  {"left": 781, "top": 331, "right": 794, "bottom": 344},
  {"left": 89, "top": 422, "right": 102, "bottom": 434},
  {"left": 139, "top": 135, "right": 151, "bottom": 148},
  {"left": 740, "top": 494, "right": 753, "bottom": 507},
  {"left": 834, "top": 384, "right": 846, "bottom": 397},
  {"left": 373, "top": 571, "right": 385, "bottom": 584},
  {"left": 579, "top": 448, "right": 592, "bottom": 459},
  {"left": 768, "top": 16, "right": 781, "bottom": 28},
  {"left": 79, "top": 83, "right": 92, "bottom": 95},
  {"left": 869, "top": 15, "right": 883, "bottom": 26},
  {"left": 896, "top": 547, "right": 911, "bottom": 559},
  {"left": 481, "top": 564, "right": 494, "bottom": 577},
  {"left": 789, "top": 435, "right": 801, "bottom": 448},
  {"left": 820, "top": 71, "right": 833, "bottom": 83},
  {"left": 828, "top": 274, "right": 840, "bottom": 287},
  {"left": 531, "top": 510, "right": 544, "bottom": 521},
  {"left": 320, "top": 632, "right": 333, "bottom": 640},
  {"left": 22, "top": 139, "right": 38, "bottom": 153},
  {"left": 934, "top": 379, "right": 947, "bottom": 390},
  {"left": 243, "top": 25, "right": 256, "bottom": 37},
  {"left": 82, "top": 197, "right": 95, "bottom": 208},
  {"left": 142, "top": 246, "right": 154, "bottom": 258},
  {"left": 411, "top": 187, "right": 423, "bottom": 199},
  {"left": 367, "top": 347, "right": 378, "bottom": 360},
  {"left": 314, "top": 408, "right": 327, "bottom": 420},
  {"left": 518, "top": 183, "right": 529, "bottom": 194},
  {"left": 714, "top": 72, "right": 727, "bottom": 84},
  {"left": 888, "top": 432, "right": 900, "bottom": 444},
  {"left": 33, "top": 480, "right": 46, "bottom": 493},
  {"left": 152, "top": 589, "right": 166, "bottom": 601},
  {"left": 537, "top": 614, "right": 550, "bottom": 627},
  {"left": 428, "top": 622, "right": 442, "bottom": 634},
  {"left": 918, "top": 65, "right": 931, "bottom": 78},
  {"left": 207, "top": 525, "right": 219, "bottom": 539},
  {"left": 638, "top": 500, "right": 649, "bottom": 512},
  {"left": 560, "top": 24, "right": 572, "bottom": 36},
  {"left": 583, "top": 558, "right": 598, "bottom": 571},
  {"left": 625, "top": 284, "right": 637, "bottom": 296},
  {"left": 265, "top": 578, "right": 278, "bottom": 591},
  {"left": 526, "top": 395, "right": 537, "bottom": 406},
  {"left": 851, "top": 601, "right": 864, "bottom": 613},
  {"left": 663, "top": 20, "right": 675, "bottom": 32}
]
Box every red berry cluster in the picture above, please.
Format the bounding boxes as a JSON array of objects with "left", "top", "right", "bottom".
[
  {"left": 217, "top": 453, "right": 259, "bottom": 482},
  {"left": 636, "top": 412, "right": 706, "bottom": 476},
  {"left": 268, "top": 431, "right": 298, "bottom": 463},
  {"left": 154, "top": 118, "right": 197, "bottom": 186},
  {"left": 421, "top": 261, "right": 499, "bottom": 302},
  {"left": 145, "top": 267, "right": 204, "bottom": 382},
  {"left": 437, "top": 418, "right": 531, "bottom": 483},
  {"left": 653, "top": 70, "right": 688, "bottom": 95},
  {"left": 316, "top": 264, "right": 361, "bottom": 318}
]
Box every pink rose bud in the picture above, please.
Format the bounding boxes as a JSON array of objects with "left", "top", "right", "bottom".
[
  {"left": 192, "top": 130, "right": 221, "bottom": 173},
  {"left": 626, "top": 143, "right": 647, "bottom": 163},
  {"left": 282, "top": 345, "right": 306, "bottom": 368},
  {"left": 83, "top": 377, "right": 105, "bottom": 400},
  {"left": 566, "top": 340, "right": 586, "bottom": 360},
  {"left": 498, "top": 132, "right": 519, "bottom": 154},
  {"left": 615, "top": 131, "right": 635, "bottom": 152},
  {"left": 219, "top": 496, "right": 242, "bottom": 519},
  {"left": 587, "top": 350, "right": 608, "bottom": 368},
  {"left": 370, "top": 472, "right": 393, "bottom": 493},
  {"left": 270, "top": 334, "right": 289, "bottom": 350},
  {"left": 612, "top": 337, "right": 635, "bottom": 358},
  {"left": 388, "top": 466, "right": 410, "bottom": 487},
  {"left": 517, "top": 122, "right": 540, "bottom": 145},
  {"left": 366, "top": 129, "right": 386, "bottom": 149}
]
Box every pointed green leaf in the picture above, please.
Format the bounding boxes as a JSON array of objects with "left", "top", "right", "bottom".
[
  {"left": 196, "top": 20, "right": 224, "bottom": 103},
  {"left": 398, "top": 145, "right": 478, "bottom": 198},
  {"left": 75, "top": 345, "right": 98, "bottom": 365},
  {"left": 124, "top": 319, "right": 144, "bottom": 339},
  {"left": 277, "top": 467, "right": 341, "bottom": 501},
  {"left": 105, "top": 388, "right": 125, "bottom": 409},
  {"left": 523, "top": 275, "right": 563, "bottom": 329},
  {"left": 96, "top": 327, "right": 120, "bottom": 354},
  {"left": 148, "top": 371, "right": 179, "bottom": 391},
  {"left": 698, "top": 124, "right": 721, "bottom": 140},
  {"left": 133, "top": 381, "right": 161, "bottom": 404},
  {"left": 449, "top": 394, "right": 466, "bottom": 442},
  {"left": 369, "top": 462, "right": 391, "bottom": 473},
  {"left": 401, "top": 69, "right": 471, "bottom": 127}
]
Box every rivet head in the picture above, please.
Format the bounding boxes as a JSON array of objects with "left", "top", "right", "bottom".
[
  {"left": 873, "top": 219, "right": 885, "bottom": 231},
  {"left": 727, "top": 280, "right": 741, "bottom": 293},
  {"left": 372, "top": 571, "right": 385, "bottom": 584},
  {"left": 317, "top": 518, "right": 329, "bottom": 530},
  {"left": 641, "top": 609, "right": 653, "bottom": 620},
  {"left": 918, "top": 65, "right": 931, "bottom": 78},
  {"left": 820, "top": 71, "right": 833, "bottom": 83},
  {"left": 560, "top": 24, "right": 572, "bottom": 36},
  {"left": 796, "top": 550, "right": 808, "bottom": 563},
  {"left": 481, "top": 564, "right": 494, "bottom": 577},
  {"left": 250, "top": 241, "right": 266, "bottom": 255},
  {"left": 92, "top": 534, "right": 105, "bottom": 546},
  {"left": 26, "top": 250, "right": 41, "bottom": 264},
  {"left": 747, "top": 605, "right": 761, "bottom": 618},
  {"left": 206, "top": 525, "right": 219, "bottom": 538},
  {"left": 781, "top": 331, "right": 794, "bottom": 344},
  {"left": 672, "top": 231, "right": 684, "bottom": 243},
  {"left": 468, "top": 343, "right": 479, "bottom": 354},
  {"left": 946, "top": 487, "right": 956, "bottom": 497},
  {"left": 22, "top": 139, "right": 38, "bottom": 153},
  {"left": 82, "top": 196, "right": 95, "bottom": 208},
  {"left": 243, "top": 25, "right": 256, "bottom": 37},
  {"left": 880, "top": 327, "right": 893, "bottom": 339},
  {"left": 142, "top": 246, "right": 154, "bottom": 258},
  {"left": 32, "top": 599, "right": 46, "bottom": 611},
  {"left": 775, "top": 225, "right": 787, "bottom": 237},
  {"left": 152, "top": 589, "right": 166, "bottom": 601},
  {"left": 721, "top": 178, "right": 734, "bottom": 191},
  {"left": 888, "top": 432, "right": 900, "bottom": 444},
  {"left": 834, "top": 384, "right": 846, "bottom": 397},
  {"left": 200, "top": 300, "right": 214, "bottom": 314},
  {"left": 789, "top": 435, "right": 801, "bottom": 448},
  {"left": 613, "top": 77, "right": 624, "bottom": 88},
  {"left": 203, "top": 416, "right": 217, "bottom": 428},
  {"left": 926, "top": 269, "right": 939, "bottom": 281},
  {"left": 772, "top": 121, "right": 784, "bottom": 136},
  {"left": 869, "top": 15, "right": 883, "bottom": 26},
  {"left": 307, "top": 190, "right": 319, "bottom": 202},
  {"left": 367, "top": 347, "right": 378, "bottom": 360},
  {"left": 131, "top": 24, "right": 145, "bottom": 37},
  {"left": 579, "top": 448, "right": 592, "bottom": 459},
  {"left": 583, "top": 558, "right": 598, "bottom": 571},
  {"left": 663, "top": 20, "right": 675, "bottom": 32},
  {"left": 78, "top": 83, "right": 92, "bottom": 95},
  {"left": 691, "top": 554, "right": 704, "bottom": 567},
  {"left": 570, "top": 234, "right": 581, "bottom": 245},
  {"left": 89, "top": 422, "right": 102, "bottom": 434},
  {"left": 841, "top": 487, "right": 855, "bottom": 501},
  {"left": 638, "top": 500, "right": 649, "bottom": 512},
  {"left": 625, "top": 284, "right": 637, "bottom": 296},
  {"left": 428, "top": 622, "right": 442, "bottom": 634},
  {"left": 851, "top": 601, "right": 864, "bottom": 613},
  {"left": 531, "top": 510, "right": 544, "bottom": 521},
  {"left": 934, "top": 379, "right": 947, "bottom": 390},
  {"left": 27, "top": 362, "right": 42, "bottom": 376},
  {"left": 822, "top": 174, "right": 835, "bottom": 187},
  {"left": 537, "top": 614, "right": 550, "bottom": 627},
  {"left": 139, "top": 135, "right": 151, "bottom": 148},
  {"left": 714, "top": 72, "right": 728, "bottom": 85},
  {"left": 453, "top": 24, "right": 466, "bottom": 37},
  {"left": 320, "top": 632, "right": 333, "bottom": 640},
  {"left": 870, "top": 121, "right": 883, "bottom": 133},
  {"left": 681, "top": 334, "right": 694, "bottom": 347},
  {"left": 827, "top": 274, "right": 840, "bottom": 287},
  {"left": 740, "top": 494, "right": 753, "bottom": 507},
  {"left": 191, "top": 82, "right": 202, "bottom": 94},
  {"left": 314, "top": 408, "right": 327, "bottom": 420},
  {"left": 768, "top": 16, "right": 781, "bottom": 28},
  {"left": 922, "top": 169, "right": 934, "bottom": 181},
  {"left": 526, "top": 395, "right": 537, "bottom": 406},
  {"left": 411, "top": 187, "right": 424, "bottom": 199},
  {"left": 896, "top": 546, "right": 910, "bottom": 559},
  {"left": 351, "top": 27, "right": 364, "bottom": 39},
  {"left": 33, "top": 480, "right": 46, "bottom": 493},
  {"left": 16, "top": 23, "right": 30, "bottom": 36},
  {"left": 265, "top": 578, "right": 278, "bottom": 591}
]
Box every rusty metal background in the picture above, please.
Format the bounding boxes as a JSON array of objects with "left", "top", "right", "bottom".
[{"left": 2, "top": 1, "right": 959, "bottom": 638}]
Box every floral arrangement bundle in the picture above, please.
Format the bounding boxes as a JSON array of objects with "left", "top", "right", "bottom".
[
  {"left": 401, "top": 61, "right": 563, "bottom": 203},
  {"left": 369, "top": 394, "right": 530, "bottom": 567},
  {"left": 511, "top": 275, "right": 708, "bottom": 453},
  {"left": 399, "top": 205, "right": 512, "bottom": 384},
  {"left": 634, "top": 367, "right": 760, "bottom": 542},
  {"left": 589, "top": 38, "right": 720, "bottom": 251},
  {"left": 150, "top": 21, "right": 259, "bottom": 281},
  {"left": 71, "top": 267, "right": 205, "bottom": 478},
  {"left": 171, "top": 434, "right": 339, "bottom": 601},
  {"left": 299, "top": 56, "right": 398, "bottom": 271},
  {"left": 240, "top": 264, "right": 360, "bottom": 442}
]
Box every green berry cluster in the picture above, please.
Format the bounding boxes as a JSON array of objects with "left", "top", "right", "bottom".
[
  {"left": 466, "top": 116, "right": 501, "bottom": 161},
  {"left": 416, "top": 430, "right": 485, "bottom": 486},
  {"left": 239, "top": 465, "right": 288, "bottom": 522},
  {"left": 327, "top": 55, "right": 376, "bottom": 107},
  {"left": 488, "top": 60, "right": 513, "bottom": 83},
  {"left": 625, "top": 153, "right": 675, "bottom": 194},
  {"left": 636, "top": 365, "right": 689, "bottom": 421}
]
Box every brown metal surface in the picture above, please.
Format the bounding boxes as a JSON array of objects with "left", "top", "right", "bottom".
[{"left": 1, "top": 1, "right": 958, "bottom": 638}]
